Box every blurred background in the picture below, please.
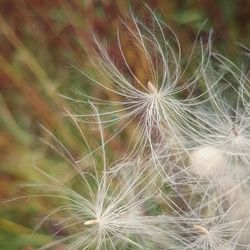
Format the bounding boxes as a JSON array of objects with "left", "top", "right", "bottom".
[{"left": 0, "top": 0, "right": 249, "bottom": 249}]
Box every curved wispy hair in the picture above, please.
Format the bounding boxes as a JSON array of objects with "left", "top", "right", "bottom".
[
  {"left": 169, "top": 196, "right": 250, "bottom": 249},
  {"left": 11, "top": 6, "right": 250, "bottom": 250},
  {"left": 189, "top": 55, "right": 250, "bottom": 170},
  {"left": 31, "top": 164, "right": 170, "bottom": 249},
  {"left": 62, "top": 9, "right": 212, "bottom": 158},
  {"left": 158, "top": 162, "right": 250, "bottom": 250},
  {"left": 26, "top": 107, "right": 178, "bottom": 250}
]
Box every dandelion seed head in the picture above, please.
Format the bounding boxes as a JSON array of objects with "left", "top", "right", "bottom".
[{"left": 189, "top": 145, "right": 226, "bottom": 178}]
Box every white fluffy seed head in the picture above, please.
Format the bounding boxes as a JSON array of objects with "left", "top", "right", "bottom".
[{"left": 189, "top": 145, "right": 226, "bottom": 178}]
